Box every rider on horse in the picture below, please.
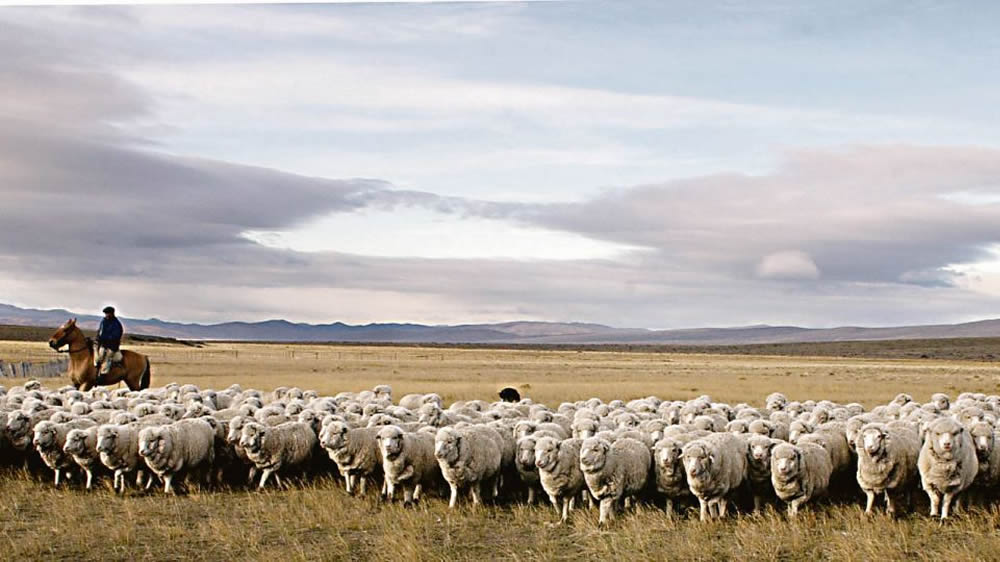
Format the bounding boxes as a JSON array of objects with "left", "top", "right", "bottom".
[{"left": 95, "top": 306, "right": 124, "bottom": 384}]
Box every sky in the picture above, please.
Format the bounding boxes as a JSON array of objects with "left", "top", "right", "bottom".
[{"left": 2, "top": 1, "right": 1000, "bottom": 328}]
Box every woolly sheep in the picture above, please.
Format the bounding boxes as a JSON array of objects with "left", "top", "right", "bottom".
[
  {"left": 33, "top": 418, "right": 95, "bottom": 485},
  {"left": 96, "top": 424, "right": 147, "bottom": 493},
  {"left": 376, "top": 425, "right": 439, "bottom": 504},
  {"left": 580, "top": 437, "right": 651, "bottom": 525},
  {"left": 434, "top": 425, "right": 503, "bottom": 508},
  {"left": 63, "top": 426, "right": 102, "bottom": 489},
  {"left": 514, "top": 435, "right": 543, "bottom": 504},
  {"left": 918, "top": 417, "right": 978, "bottom": 519},
  {"left": 533, "top": 436, "right": 585, "bottom": 524},
  {"left": 681, "top": 432, "right": 747, "bottom": 521},
  {"left": 320, "top": 421, "right": 383, "bottom": 495},
  {"left": 138, "top": 418, "right": 216, "bottom": 494},
  {"left": 240, "top": 421, "right": 318, "bottom": 489},
  {"left": 854, "top": 422, "right": 920, "bottom": 515},
  {"left": 747, "top": 435, "right": 781, "bottom": 511},
  {"left": 652, "top": 434, "right": 701, "bottom": 516},
  {"left": 969, "top": 421, "right": 1000, "bottom": 498},
  {"left": 771, "top": 442, "right": 832, "bottom": 516}
]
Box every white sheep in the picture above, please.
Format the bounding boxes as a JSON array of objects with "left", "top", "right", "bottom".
[
  {"left": 579, "top": 437, "right": 651, "bottom": 525},
  {"left": 63, "top": 426, "right": 102, "bottom": 490},
  {"left": 652, "top": 434, "right": 700, "bottom": 517},
  {"left": 533, "top": 436, "right": 585, "bottom": 524},
  {"left": 239, "top": 420, "right": 318, "bottom": 489},
  {"left": 138, "top": 419, "right": 216, "bottom": 494},
  {"left": 681, "top": 432, "right": 747, "bottom": 521},
  {"left": 376, "top": 425, "right": 439, "bottom": 504},
  {"left": 33, "top": 418, "right": 96, "bottom": 485},
  {"left": 770, "top": 442, "right": 833, "bottom": 516},
  {"left": 969, "top": 421, "right": 1000, "bottom": 500},
  {"left": 319, "top": 421, "right": 383, "bottom": 495},
  {"left": 918, "top": 417, "right": 978, "bottom": 519},
  {"left": 854, "top": 422, "right": 920, "bottom": 515},
  {"left": 434, "top": 425, "right": 503, "bottom": 508},
  {"left": 746, "top": 435, "right": 781, "bottom": 511},
  {"left": 514, "top": 435, "right": 543, "bottom": 504},
  {"left": 96, "top": 424, "right": 147, "bottom": 493}
]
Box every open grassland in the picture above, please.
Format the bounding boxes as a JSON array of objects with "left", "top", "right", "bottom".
[{"left": 3, "top": 341, "right": 1000, "bottom": 560}]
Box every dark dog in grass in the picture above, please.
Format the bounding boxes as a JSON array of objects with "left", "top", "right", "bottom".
[{"left": 499, "top": 387, "right": 521, "bottom": 403}]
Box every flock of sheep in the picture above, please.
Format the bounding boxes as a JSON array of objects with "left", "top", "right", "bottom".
[{"left": 1, "top": 380, "right": 997, "bottom": 524}]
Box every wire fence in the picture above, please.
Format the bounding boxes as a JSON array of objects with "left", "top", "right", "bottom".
[{"left": 0, "top": 357, "right": 68, "bottom": 378}]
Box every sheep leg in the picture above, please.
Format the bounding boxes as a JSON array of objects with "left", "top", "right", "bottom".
[
  {"left": 413, "top": 483, "right": 423, "bottom": 502},
  {"left": 699, "top": 498, "right": 709, "bottom": 522},
  {"left": 598, "top": 497, "right": 615, "bottom": 525},
  {"left": 560, "top": 498, "right": 570, "bottom": 524},
  {"left": 359, "top": 476, "right": 368, "bottom": 496},
  {"left": 569, "top": 496, "right": 576, "bottom": 511},
  {"left": 259, "top": 468, "right": 272, "bottom": 489},
  {"left": 85, "top": 469, "right": 93, "bottom": 490},
  {"left": 274, "top": 472, "right": 285, "bottom": 490},
  {"left": 54, "top": 469, "right": 61, "bottom": 487},
  {"left": 345, "top": 473, "right": 354, "bottom": 494},
  {"left": 941, "top": 492, "right": 954, "bottom": 519},
  {"left": 164, "top": 474, "right": 174, "bottom": 494},
  {"left": 471, "top": 484, "right": 483, "bottom": 506},
  {"left": 718, "top": 498, "right": 729, "bottom": 518},
  {"left": 385, "top": 481, "right": 396, "bottom": 501},
  {"left": 927, "top": 490, "right": 940, "bottom": 517},
  {"left": 448, "top": 484, "right": 459, "bottom": 508},
  {"left": 753, "top": 495, "right": 763, "bottom": 512},
  {"left": 403, "top": 486, "right": 414, "bottom": 505},
  {"left": 113, "top": 471, "right": 121, "bottom": 492},
  {"left": 864, "top": 490, "right": 876, "bottom": 514},
  {"left": 788, "top": 499, "right": 801, "bottom": 517},
  {"left": 666, "top": 498, "right": 674, "bottom": 518},
  {"left": 527, "top": 487, "right": 536, "bottom": 505},
  {"left": 885, "top": 492, "right": 896, "bottom": 516}
]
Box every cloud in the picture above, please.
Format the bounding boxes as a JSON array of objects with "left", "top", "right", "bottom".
[
  {"left": 3, "top": 7, "right": 1000, "bottom": 329},
  {"left": 755, "top": 251, "right": 821, "bottom": 280}
]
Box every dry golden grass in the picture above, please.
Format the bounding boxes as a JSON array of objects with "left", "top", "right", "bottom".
[{"left": 3, "top": 341, "right": 1000, "bottom": 561}]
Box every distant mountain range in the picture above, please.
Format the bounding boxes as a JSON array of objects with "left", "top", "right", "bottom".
[{"left": 2, "top": 302, "right": 1000, "bottom": 345}]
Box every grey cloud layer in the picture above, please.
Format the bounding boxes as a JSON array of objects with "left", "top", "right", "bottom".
[{"left": 3, "top": 9, "right": 1000, "bottom": 327}]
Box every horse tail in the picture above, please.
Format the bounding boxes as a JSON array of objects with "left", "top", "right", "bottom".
[{"left": 140, "top": 357, "right": 151, "bottom": 390}]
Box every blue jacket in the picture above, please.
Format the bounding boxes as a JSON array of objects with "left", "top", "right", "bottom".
[{"left": 97, "top": 317, "right": 123, "bottom": 349}]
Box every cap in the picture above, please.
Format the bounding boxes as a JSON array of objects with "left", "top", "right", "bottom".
[{"left": 102, "top": 306, "right": 115, "bottom": 314}]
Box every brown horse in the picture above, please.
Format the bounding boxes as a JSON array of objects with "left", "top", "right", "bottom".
[{"left": 48, "top": 318, "right": 151, "bottom": 391}]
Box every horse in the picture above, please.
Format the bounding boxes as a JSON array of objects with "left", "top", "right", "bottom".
[{"left": 48, "top": 318, "right": 151, "bottom": 391}]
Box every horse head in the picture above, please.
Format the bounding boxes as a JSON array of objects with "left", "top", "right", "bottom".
[{"left": 48, "top": 318, "right": 80, "bottom": 350}]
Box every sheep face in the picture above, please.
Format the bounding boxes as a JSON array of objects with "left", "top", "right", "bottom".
[
  {"left": 516, "top": 437, "right": 537, "bottom": 471},
  {"left": 747, "top": 436, "right": 775, "bottom": 474},
  {"left": 771, "top": 444, "right": 802, "bottom": 478},
  {"left": 579, "top": 438, "right": 610, "bottom": 474},
  {"left": 240, "top": 422, "right": 267, "bottom": 455},
  {"left": 138, "top": 427, "right": 170, "bottom": 464},
  {"left": 927, "top": 418, "right": 963, "bottom": 457},
  {"left": 434, "top": 428, "right": 461, "bottom": 465},
  {"left": 514, "top": 421, "right": 538, "bottom": 442},
  {"left": 788, "top": 421, "right": 813, "bottom": 444},
  {"left": 376, "top": 426, "right": 405, "bottom": 460},
  {"left": 320, "top": 422, "right": 350, "bottom": 451},
  {"left": 860, "top": 426, "right": 888, "bottom": 458},
  {"left": 969, "top": 422, "right": 995, "bottom": 461},
  {"left": 32, "top": 421, "right": 58, "bottom": 452},
  {"left": 227, "top": 416, "right": 248, "bottom": 444},
  {"left": 530, "top": 410, "right": 554, "bottom": 424},
  {"left": 572, "top": 419, "right": 598, "bottom": 440},
  {"left": 766, "top": 393, "right": 788, "bottom": 411},
  {"left": 931, "top": 393, "right": 951, "bottom": 411},
  {"left": 681, "top": 442, "right": 714, "bottom": 479},
  {"left": 727, "top": 420, "right": 749, "bottom": 434},
  {"left": 533, "top": 436, "right": 560, "bottom": 471},
  {"left": 373, "top": 385, "right": 392, "bottom": 402},
  {"left": 63, "top": 429, "right": 90, "bottom": 457},
  {"left": 95, "top": 426, "right": 119, "bottom": 454},
  {"left": 654, "top": 439, "right": 684, "bottom": 476},
  {"left": 6, "top": 412, "right": 32, "bottom": 449}
]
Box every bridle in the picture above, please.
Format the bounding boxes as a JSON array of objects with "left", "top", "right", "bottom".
[{"left": 55, "top": 342, "right": 90, "bottom": 354}]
